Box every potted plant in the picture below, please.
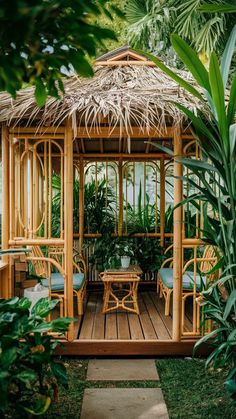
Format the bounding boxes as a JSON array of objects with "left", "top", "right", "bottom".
[{"left": 115, "top": 238, "right": 134, "bottom": 268}]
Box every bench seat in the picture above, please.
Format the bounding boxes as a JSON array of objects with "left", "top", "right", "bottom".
[
  {"left": 158, "top": 268, "right": 206, "bottom": 291},
  {"left": 42, "top": 272, "right": 85, "bottom": 291}
]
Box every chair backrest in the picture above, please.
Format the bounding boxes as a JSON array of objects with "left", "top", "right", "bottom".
[
  {"left": 199, "top": 245, "right": 218, "bottom": 283},
  {"left": 200, "top": 245, "right": 217, "bottom": 272},
  {"left": 73, "top": 249, "right": 87, "bottom": 277},
  {"left": 29, "top": 246, "right": 49, "bottom": 278},
  {"left": 48, "top": 246, "right": 64, "bottom": 268}
]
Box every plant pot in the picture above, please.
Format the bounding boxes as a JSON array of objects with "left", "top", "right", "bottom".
[
  {"left": 24, "top": 284, "right": 49, "bottom": 312},
  {"left": 120, "top": 256, "right": 130, "bottom": 268}
]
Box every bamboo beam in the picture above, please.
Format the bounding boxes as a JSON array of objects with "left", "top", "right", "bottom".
[
  {"left": 182, "top": 238, "right": 204, "bottom": 246},
  {"left": 74, "top": 153, "right": 172, "bottom": 159},
  {"left": 79, "top": 158, "right": 84, "bottom": 254},
  {"left": 96, "top": 60, "right": 156, "bottom": 66},
  {"left": 9, "top": 238, "right": 64, "bottom": 246},
  {"left": 1, "top": 126, "right": 10, "bottom": 298},
  {"left": 173, "top": 127, "right": 183, "bottom": 341},
  {"left": 38, "top": 152, "right": 172, "bottom": 159},
  {"left": 10, "top": 127, "right": 65, "bottom": 135},
  {"left": 100, "top": 50, "right": 148, "bottom": 62},
  {"left": 73, "top": 232, "right": 174, "bottom": 238},
  {"left": 64, "top": 119, "right": 74, "bottom": 341},
  {"left": 10, "top": 126, "right": 193, "bottom": 138},
  {"left": 11, "top": 134, "right": 65, "bottom": 139},
  {"left": 77, "top": 126, "right": 174, "bottom": 138},
  {"left": 160, "top": 157, "right": 165, "bottom": 247}
]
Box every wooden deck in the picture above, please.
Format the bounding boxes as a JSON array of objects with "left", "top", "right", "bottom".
[{"left": 75, "top": 291, "right": 193, "bottom": 341}]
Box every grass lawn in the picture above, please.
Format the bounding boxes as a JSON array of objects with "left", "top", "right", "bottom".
[{"left": 43, "top": 358, "right": 236, "bottom": 419}]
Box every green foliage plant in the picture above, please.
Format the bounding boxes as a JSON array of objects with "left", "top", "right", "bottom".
[
  {"left": 134, "top": 237, "right": 163, "bottom": 274},
  {"left": 138, "top": 25, "right": 236, "bottom": 401},
  {"left": 83, "top": 178, "right": 116, "bottom": 235},
  {"left": 125, "top": 0, "right": 236, "bottom": 64},
  {"left": 0, "top": 296, "right": 73, "bottom": 417},
  {"left": 114, "top": 237, "right": 135, "bottom": 257},
  {"left": 126, "top": 181, "right": 157, "bottom": 233},
  {"left": 51, "top": 175, "right": 116, "bottom": 237},
  {"left": 0, "top": 0, "right": 122, "bottom": 106}
]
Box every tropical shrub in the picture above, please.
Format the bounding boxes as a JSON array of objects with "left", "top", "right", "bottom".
[
  {"left": 125, "top": 0, "right": 236, "bottom": 65},
  {"left": 0, "top": 297, "right": 73, "bottom": 417},
  {"left": 126, "top": 181, "right": 157, "bottom": 233},
  {"left": 134, "top": 237, "right": 164, "bottom": 274},
  {"left": 51, "top": 175, "right": 116, "bottom": 237},
  {"left": 140, "top": 26, "right": 236, "bottom": 400}
]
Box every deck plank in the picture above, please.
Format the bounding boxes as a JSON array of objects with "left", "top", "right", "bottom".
[
  {"left": 92, "top": 293, "right": 105, "bottom": 339},
  {"left": 138, "top": 294, "right": 158, "bottom": 340},
  {"left": 117, "top": 312, "right": 130, "bottom": 340},
  {"left": 128, "top": 313, "right": 144, "bottom": 340},
  {"left": 105, "top": 312, "right": 118, "bottom": 339},
  {"left": 142, "top": 292, "right": 171, "bottom": 339},
  {"left": 79, "top": 293, "right": 97, "bottom": 339},
  {"left": 78, "top": 291, "right": 194, "bottom": 342},
  {"left": 149, "top": 292, "right": 173, "bottom": 336}
]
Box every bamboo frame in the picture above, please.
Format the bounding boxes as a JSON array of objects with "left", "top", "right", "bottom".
[
  {"left": 79, "top": 158, "right": 84, "bottom": 253},
  {"left": 1, "top": 118, "right": 204, "bottom": 347},
  {"left": 1, "top": 125, "right": 10, "bottom": 298},
  {"left": 97, "top": 60, "right": 156, "bottom": 66},
  {"left": 173, "top": 128, "right": 183, "bottom": 341},
  {"left": 76, "top": 126, "right": 175, "bottom": 139},
  {"left": 160, "top": 158, "right": 165, "bottom": 247},
  {"left": 118, "top": 159, "right": 123, "bottom": 236},
  {"left": 64, "top": 119, "right": 74, "bottom": 341}
]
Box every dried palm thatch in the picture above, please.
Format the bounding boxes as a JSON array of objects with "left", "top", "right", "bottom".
[{"left": 0, "top": 60, "right": 205, "bottom": 136}]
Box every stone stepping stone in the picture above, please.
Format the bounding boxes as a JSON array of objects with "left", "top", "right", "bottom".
[
  {"left": 86, "top": 359, "right": 159, "bottom": 381},
  {"left": 81, "top": 388, "right": 169, "bottom": 419}
]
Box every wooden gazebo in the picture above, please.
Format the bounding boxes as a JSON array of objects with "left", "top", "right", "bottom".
[{"left": 0, "top": 47, "right": 210, "bottom": 355}]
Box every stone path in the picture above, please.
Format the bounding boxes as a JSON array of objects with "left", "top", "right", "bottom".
[{"left": 81, "top": 359, "right": 169, "bottom": 419}]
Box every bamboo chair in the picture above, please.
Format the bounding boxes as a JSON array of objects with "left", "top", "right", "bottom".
[
  {"left": 26, "top": 246, "right": 87, "bottom": 316},
  {"left": 157, "top": 245, "right": 218, "bottom": 316}
]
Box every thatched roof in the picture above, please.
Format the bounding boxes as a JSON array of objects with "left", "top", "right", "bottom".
[{"left": 0, "top": 47, "right": 202, "bottom": 135}]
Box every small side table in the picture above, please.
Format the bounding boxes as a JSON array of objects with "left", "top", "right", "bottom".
[{"left": 100, "top": 267, "right": 141, "bottom": 314}]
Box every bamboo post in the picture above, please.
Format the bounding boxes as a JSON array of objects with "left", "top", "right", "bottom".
[
  {"left": 118, "top": 159, "right": 123, "bottom": 236},
  {"left": 48, "top": 140, "right": 52, "bottom": 238},
  {"left": 173, "top": 127, "right": 183, "bottom": 341},
  {"left": 9, "top": 135, "right": 15, "bottom": 240},
  {"left": 1, "top": 125, "right": 10, "bottom": 298},
  {"left": 44, "top": 142, "right": 48, "bottom": 238},
  {"left": 64, "top": 119, "right": 74, "bottom": 341},
  {"left": 79, "top": 158, "right": 84, "bottom": 254},
  {"left": 60, "top": 152, "right": 64, "bottom": 239},
  {"left": 20, "top": 144, "right": 25, "bottom": 237},
  {"left": 160, "top": 157, "right": 165, "bottom": 247}
]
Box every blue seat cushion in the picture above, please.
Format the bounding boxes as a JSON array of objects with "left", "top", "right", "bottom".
[
  {"left": 42, "top": 272, "right": 85, "bottom": 291},
  {"left": 158, "top": 268, "right": 206, "bottom": 291}
]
